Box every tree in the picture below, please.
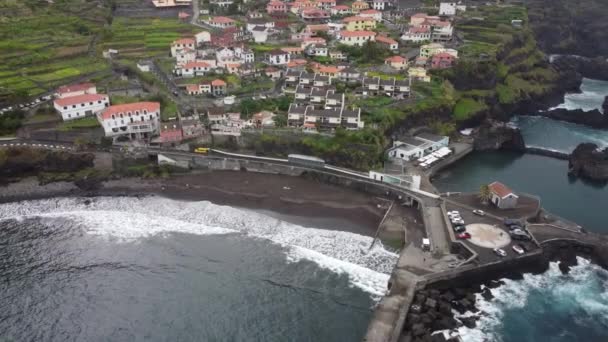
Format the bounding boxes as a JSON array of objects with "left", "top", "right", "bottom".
[{"left": 479, "top": 184, "right": 492, "bottom": 205}]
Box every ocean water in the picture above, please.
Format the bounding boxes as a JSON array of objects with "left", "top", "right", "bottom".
[
  {"left": 435, "top": 77, "right": 608, "bottom": 341},
  {"left": 513, "top": 78, "right": 608, "bottom": 153},
  {"left": 0, "top": 196, "right": 398, "bottom": 341},
  {"left": 455, "top": 258, "right": 608, "bottom": 342},
  {"left": 551, "top": 78, "right": 608, "bottom": 113}
]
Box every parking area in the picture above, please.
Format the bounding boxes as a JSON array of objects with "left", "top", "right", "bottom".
[
  {"left": 0, "top": 141, "right": 74, "bottom": 151},
  {"left": 446, "top": 203, "right": 538, "bottom": 264}
]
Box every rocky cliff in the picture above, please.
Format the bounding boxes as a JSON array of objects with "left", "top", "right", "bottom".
[
  {"left": 473, "top": 122, "right": 526, "bottom": 152},
  {"left": 524, "top": 107, "right": 608, "bottom": 129},
  {"left": 0, "top": 147, "right": 95, "bottom": 181},
  {"left": 568, "top": 143, "right": 608, "bottom": 181},
  {"left": 551, "top": 56, "right": 608, "bottom": 82}
]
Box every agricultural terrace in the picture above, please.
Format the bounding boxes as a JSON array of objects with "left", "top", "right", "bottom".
[
  {"left": 0, "top": 0, "right": 111, "bottom": 103},
  {"left": 99, "top": 17, "right": 199, "bottom": 61}
]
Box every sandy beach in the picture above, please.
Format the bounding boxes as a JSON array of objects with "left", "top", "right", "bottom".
[{"left": 0, "top": 171, "right": 387, "bottom": 236}]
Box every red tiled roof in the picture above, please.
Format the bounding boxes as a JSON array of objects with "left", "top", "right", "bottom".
[
  {"left": 340, "top": 30, "right": 376, "bottom": 38},
  {"left": 211, "top": 79, "right": 227, "bottom": 86},
  {"left": 432, "top": 52, "right": 456, "bottom": 59},
  {"left": 100, "top": 102, "right": 160, "bottom": 120},
  {"left": 54, "top": 93, "right": 107, "bottom": 107},
  {"left": 332, "top": 5, "right": 349, "bottom": 10},
  {"left": 385, "top": 55, "right": 406, "bottom": 63},
  {"left": 178, "top": 11, "right": 190, "bottom": 19},
  {"left": 56, "top": 82, "right": 95, "bottom": 95},
  {"left": 342, "top": 15, "right": 372, "bottom": 22},
  {"left": 488, "top": 181, "right": 517, "bottom": 198},
  {"left": 409, "top": 27, "right": 430, "bottom": 33},
  {"left": 186, "top": 84, "right": 199, "bottom": 92},
  {"left": 173, "top": 38, "right": 195, "bottom": 45},
  {"left": 360, "top": 9, "right": 380, "bottom": 14},
  {"left": 183, "top": 61, "right": 211, "bottom": 69},
  {"left": 210, "top": 16, "right": 235, "bottom": 23},
  {"left": 376, "top": 35, "right": 398, "bottom": 45}
]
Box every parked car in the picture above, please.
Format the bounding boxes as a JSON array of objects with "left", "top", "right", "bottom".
[
  {"left": 453, "top": 225, "right": 466, "bottom": 233},
  {"left": 508, "top": 224, "right": 524, "bottom": 231},
  {"left": 472, "top": 209, "right": 485, "bottom": 216},
  {"left": 512, "top": 244, "right": 525, "bottom": 255},
  {"left": 510, "top": 229, "right": 532, "bottom": 241},
  {"left": 504, "top": 218, "right": 521, "bottom": 227},
  {"left": 494, "top": 248, "right": 507, "bottom": 257},
  {"left": 457, "top": 232, "right": 471, "bottom": 239}
]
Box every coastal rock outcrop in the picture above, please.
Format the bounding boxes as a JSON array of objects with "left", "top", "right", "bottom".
[
  {"left": 525, "top": 107, "right": 608, "bottom": 129},
  {"left": 473, "top": 122, "right": 525, "bottom": 152},
  {"left": 551, "top": 55, "right": 608, "bottom": 81},
  {"left": 568, "top": 143, "right": 608, "bottom": 181}
]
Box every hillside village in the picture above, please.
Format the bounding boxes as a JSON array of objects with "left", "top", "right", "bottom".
[{"left": 1, "top": 0, "right": 537, "bottom": 170}]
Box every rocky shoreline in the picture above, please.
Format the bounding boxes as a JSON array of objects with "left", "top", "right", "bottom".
[
  {"left": 568, "top": 143, "right": 608, "bottom": 182},
  {"left": 402, "top": 239, "right": 607, "bottom": 342}
]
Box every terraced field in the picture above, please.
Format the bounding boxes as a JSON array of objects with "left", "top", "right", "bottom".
[
  {"left": 99, "top": 17, "right": 198, "bottom": 60},
  {"left": 0, "top": 0, "right": 111, "bottom": 103}
]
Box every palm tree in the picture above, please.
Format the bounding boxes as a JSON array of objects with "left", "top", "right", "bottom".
[{"left": 479, "top": 184, "right": 492, "bottom": 205}]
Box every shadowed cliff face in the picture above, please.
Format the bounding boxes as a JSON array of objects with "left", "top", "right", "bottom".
[
  {"left": 568, "top": 143, "right": 608, "bottom": 182},
  {"left": 0, "top": 148, "right": 94, "bottom": 180},
  {"left": 526, "top": 0, "right": 608, "bottom": 57}
]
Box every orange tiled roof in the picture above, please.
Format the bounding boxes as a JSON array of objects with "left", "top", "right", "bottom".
[
  {"left": 100, "top": 102, "right": 160, "bottom": 120},
  {"left": 56, "top": 82, "right": 95, "bottom": 94},
  {"left": 54, "top": 93, "right": 107, "bottom": 107},
  {"left": 340, "top": 30, "right": 376, "bottom": 38}
]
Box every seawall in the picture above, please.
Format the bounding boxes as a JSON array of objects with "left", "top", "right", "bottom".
[{"left": 524, "top": 146, "right": 570, "bottom": 160}]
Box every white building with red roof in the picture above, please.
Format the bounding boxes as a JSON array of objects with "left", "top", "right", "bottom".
[
  {"left": 376, "top": 35, "right": 399, "bottom": 50},
  {"left": 171, "top": 38, "right": 196, "bottom": 57},
  {"left": 55, "top": 82, "right": 97, "bottom": 99},
  {"left": 205, "top": 16, "right": 236, "bottom": 28},
  {"left": 97, "top": 102, "right": 161, "bottom": 139},
  {"left": 338, "top": 30, "right": 376, "bottom": 46},
  {"left": 359, "top": 9, "right": 382, "bottom": 21},
  {"left": 488, "top": 181, "right": 519, "bottom": 209},
  {"left": 330, "top": 5, "right": 350, "bottom": 16},
  {"left": 53, "top": 93, "right": 109, "bottom": 121},
  {"left": 401, "top": 26, "right": 431, "bottom": 42},
  {"left": 177, "top": 61, "right": 214, "bottom": 77},
  {"left": 266, "top": 1, "right": 288, "bottom": 14}
]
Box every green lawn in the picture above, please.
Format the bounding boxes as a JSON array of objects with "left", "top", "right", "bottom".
[{"left": 57, "top": 116, "right": 100, "bottom": 131}]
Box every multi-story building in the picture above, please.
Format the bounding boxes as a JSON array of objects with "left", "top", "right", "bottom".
[
  {"left": 339, "top": 30, "right": 376, "bottom": 46},
  {"left": 205, "top": 16, "right": 236, "bottom": 28},
  {"left": 401, "top": 27, "right": 431, "bottom": 42},
  {"left": 342, "top": 16, "right": 376, "bottom": 31},
  {"left": 54, "top": 93, "right": 110, "bottom": 121},
  {"left": 97, "top": 102, "right": 161, "bottom": 140},
  {"left": 359, "top": 77, "right": 410, "bottom": 97},
  {"left": 265, "top": 49, "right": 291, "bottom": 65},
  {"left": 266, "top": 1, "right": 288, "bottom": 14},
  {"left": 376, "top": 35, "right": 399, "bottom": 50},
  {"left": 177, "top": 61, "right": 214, "bottom": 77},
  {"left": 171, "top": 38, "right": 196, "bottom": 57}
]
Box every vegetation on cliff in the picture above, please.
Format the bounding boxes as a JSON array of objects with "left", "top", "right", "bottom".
[
  {"left": 0, "top": 147, "right": 95, "bottom": 181},
  {"left": 569, "top": 143, "right": 608, "bottom": 182},
  {"left": 526, "top": 0, "right": 608, "bottom": 57}
]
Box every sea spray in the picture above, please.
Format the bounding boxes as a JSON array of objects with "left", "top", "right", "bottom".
[
  {"left": 0, "top": 196, "right": 397, "bottom": 297},
  {"left": 454, "top": 258, "right": 608, "bottom": 342}
]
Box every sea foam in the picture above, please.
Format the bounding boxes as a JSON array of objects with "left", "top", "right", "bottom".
[
  {"left": 453, "top": 257, "right": 608, "bottom": 341},
  {"left": 0, "top": 196, "right": 397, "bottom": 297}
]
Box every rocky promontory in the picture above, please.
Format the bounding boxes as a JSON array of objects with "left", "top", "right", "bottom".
[
  {"left": 568, "top": 143, "right": 608, "bottom": 181},
  {"left": 473, "top": 121, "right": 525, "bottom": 152},
  {"left": 551, "top": 55, "right": 608, "bottom": 82},
  {"left": 525, "top": 107, "right": 608, "bottom": 129}
]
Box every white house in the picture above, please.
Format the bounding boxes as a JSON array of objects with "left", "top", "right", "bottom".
[
  {"left": 339, "top": 30, "right": 376, "bottom": 46},
  {"left": 488, "top": 181, "right": 519, "bottom": 209},
  {"left": 171, "top": 38, "right": 196, "bottom": 57},
  {"left": 251, "top": 26, "right": 269, "bottom": 43},
  {"left": 55, "top": 83, "right": 97, "bottom": 99},
  {"left": 371, "top": 0, "right": 389, "bottom": 10},
  {"left": 266, "top": 49, "right": 291, "bottom": 65},
  {"left": 175, "top": 48, "right": 196, "bottom": 65},
  {"left": 234, "top": 46, "right": 255, "bottom": 63},
  {"left": 97, "top": 102, "right": 161, "bottom": 140},
  {"left": 195, "top": 31, "right": 211, "bottom": 45},
  {"left": 54, "top": 93, "right": 109, "bottom": 121},
  {"left": 359, "top": 9, "right": 382, "bottom": 21},
  {"left": 178, "top": 61, "right": 214, "bottom": 77},
  {"left": 388, "top": 133, "right": 449, "bottom": 161},
  {"left": 306, "top": 45, "right": 328, "bottom": 57},
  {"left": 401, "top": 27, "right": 432, "bottom": 42},
  {"left": 439, "top": 2, "right": 457, "bottom": 16}
]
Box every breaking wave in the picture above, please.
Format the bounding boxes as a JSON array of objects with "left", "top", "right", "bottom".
[
  {"left": 0, "top": 196, "right": 396, "bottom": 298},
  {"left": 455, "top": 257, "right": 608, "bottom": 342},
  {"left": 551, "top": 78, "right": 608, "bottom": 113}
]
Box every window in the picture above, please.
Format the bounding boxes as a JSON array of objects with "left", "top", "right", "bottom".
[
  {"left": 63, "top": 106, "right": 67, "bottom": 110},
  {"left": 119, "top": 113, "right": 123, "bottom": 118},
  {"left": 72, "top": 105, "right": 76, "bottom": 108},
  {"left": 81, "top": 103, "right": 85, "bottom": 107},
  {"left": 112, "top": 114, "right": 115, "bottom": 120}
]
